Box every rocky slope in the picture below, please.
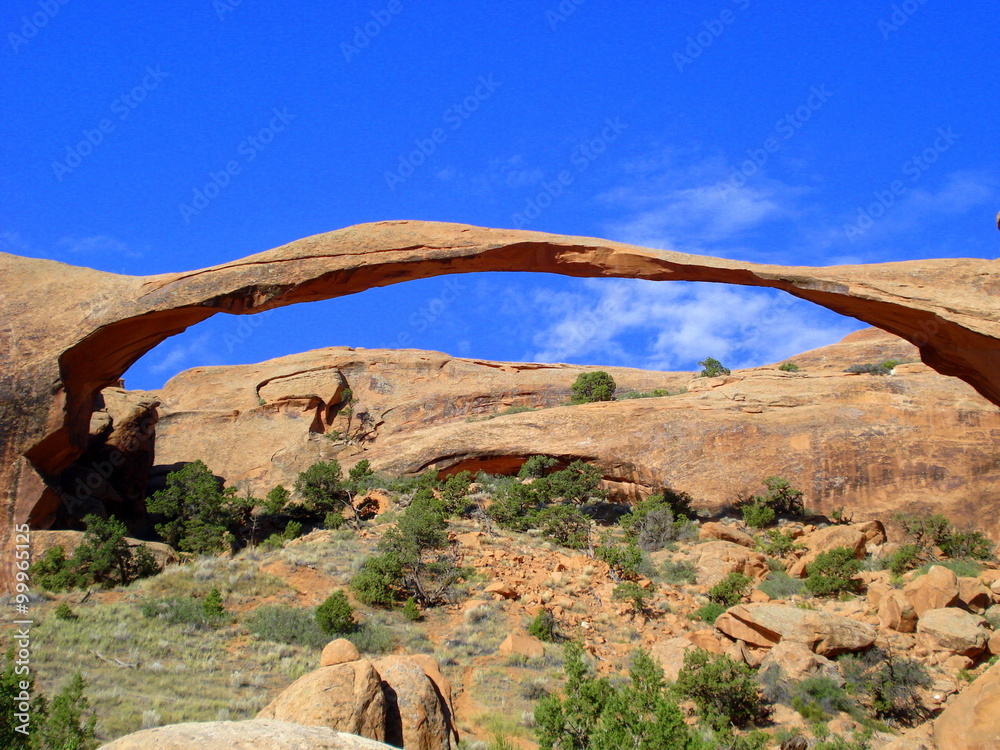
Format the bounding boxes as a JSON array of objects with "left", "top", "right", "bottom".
[
  {"left": 4, "top": 220, "right": 1000, "bottom": 589},
  {"left": 138, "top": 328, "right": 1000, "bottom": 539}
]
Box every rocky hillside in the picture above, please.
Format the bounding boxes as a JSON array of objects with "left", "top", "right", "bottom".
[{"left": 110, "top": 327, "right": 1000, "bottom": 539}]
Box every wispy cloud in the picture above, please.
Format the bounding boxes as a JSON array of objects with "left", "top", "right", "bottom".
[
  {"left": 530, "top": 279, "right": 854, "bottom": 372},
  {"left": 148, "top": 331, "right": 217, "bottom": 376},
  {"left": 57, "top": 235, "right": 143, "bottom": 258}
]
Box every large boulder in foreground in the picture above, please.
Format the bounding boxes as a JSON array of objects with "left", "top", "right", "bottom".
[
  {"left": 917, "top": 608, "right": 989, "bottom": 657},
  {"left": 256, "top": 659, "right": 386, "bottom": 740},
  {"left": 693, "top": 541, "right": 770, "bottom": 586},
  {"left": 372, "top": 655, "right": 458, "bottom": 750},
  {"left": 98, "top": 720, "right": 395, "bottom": 749},
  {"left": 934, "top": 659, "right": 1000, "bottom": 750},
  {"left": 714, "top": 603, "right": 877, "bottom": 656}
]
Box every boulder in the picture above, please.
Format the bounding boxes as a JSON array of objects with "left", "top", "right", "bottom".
[
  {"left": 934, "top": 659, "right": 1000, "bottom": 750},
  {"left": 904, "top": 565, "right": 961, "bottom": 617},
  {"left": 373, "top": 655, "right": 458, "bottom": 750},
  {"left": 958, "top": 577, "right": 992, "bottom": 614},
  {"left": 498, "top": 632, "right": 545, "bottom": 659},
  {"left": 693, "top": 541, "right": 770, "bottom": 587},
  {"left": 484, "top": 582, "right": 519, "bottom": 599},
  {"left": 98, "top": 720, "right": 396, "bottom": 749},
  {"left": 878, "top": 589, "right": 918, "bottom": 633},
  {"left": 650, "top": 637, "right": 694, "bottom": 682},
  {"left": 917, "top": 608, "right": 988, "bottom": 657},
  {"left": 714, "top": 603, "right": 877, "bottom": 656},
  {"left": 698, "top": 522, "right": 755, "bottom": 548},
  {"left": 256, "top": 660, "right": 386, "bottom": 741},
  {"left": 758, "top": 640, "right": 843, "bottom": 684},
  {"left": 321, "top": 639, "right": 361, "bottom": 667},
  {"left": 855, "top": 520, "right": 887, "bottom": 547},
  {"left": 797, "top": 525, "right": 867, "bottom": 558}
]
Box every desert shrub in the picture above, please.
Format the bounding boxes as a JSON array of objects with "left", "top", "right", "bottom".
[
  {"left": 621, "top": 492, "right": 696, "bottom": 551},
  {"left": 203, "top": 588, "right": 226, "bottom": 620},
  {"left": 519, "top": 455, "right": 559, "bottom": 479},
  {"left": 351, "top": 554, "right": 401, "bottom": 607},
  {"left": 757, "top": 476, "right": 805, "bottom": 516},
  {"left": 660, "top": 560, "right": 697, "bottom": 585},
  {"left": 920, "top": 559, "right": 984, "bottom": 578},
  {"left": 570, "top": 371, "right": 616, "bottom": 404},
  {"left": 779, "top": 362, "right": 800, "bottom": 372},
  {"left": 529, "top": 609, "right": 557, "bottom": 642},
  {"left": 758, "top": 571, "right": 806, "bottom": 600},
  {"left": 147, "top": 460, "right": 244, "bottom": 553},
  {"left": 692, "top": 602, "right": 727, "bottom": 624},
  {"left": 761, "top": 529, "right": 798, "bottom": 556},
  {"left": 295, "top": 459, "right": 366, "bottom": 530},
  {"left": 596, "top": 543, "right": 642, "bottom": 579},
  {"left": 940, "top": 529, "right": 994, "bottom": 560},
  {"left": 487, "top": 482, "right": 540, "bottom": 532},
  {"left": 347, "top": 622, "right": 398, "bottom": 655},
  {"left": 537, "top": 461, "right": 605, "bottom": 504},
  {"left": 846, "top": 362, "right": 893, "bottom": 375},
  {"left": 708, "top": 572, "right": 753, "bottom": 606},
  {"left": 141, "top": 594, "right": 228, "bottom": 630},
  {"left": 674, "top": 648, "right": 767, "bottom": 729},
  {"left": 616, "top": 388, "right": 672, "bottom": 399},
  {"left": 315, "top": 590, "right": 356, "bottom": 635},
  {"left": 532, "top": 505, "right": 591, "bottom": 549},
  {"left": 440, "top": 470, "right": 473, "bottom": 515},
  {"left": 245, "top": 604, "right": 327, "bottom": 648},
  {"left": 402, "top": 597, "right": 421, "bottom": 621},
  {"left": 613, "top": 581, "right": 654, "bottom": 614},
  {"left": 698, "top": 357, "right": 731, "bottom": 377},
  {"left": 805, "top": 547, "right": 862, "bottom": 596},
  {"left": 742, "top": 500, "right": 776, "bottom": 529},
  {"left": 789, "top": 676, "right": 857, "bottom": 723},
  {"left": 839, "top": 647, "right": 930, "bottom": 723},
  {"left": 54, "top": 602, "right": 76, "bottom": 621},
  {"left": 29, "top": 672, "right": 98, "bottom": 750},
  {"left": 885, "top": 543, "right": 921, "bottom": 575},
  {"left": 534, "top": 644, "right": 693, "bottom": 750},
  {"left": 30, "top": 515, "right": 161, "bottom": 591}
]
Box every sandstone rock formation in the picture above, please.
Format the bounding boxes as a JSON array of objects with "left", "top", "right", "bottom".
[
  {"left": 97, "top": 720, "right": 396, "bottom": 750},
  {"left": 934, "top": 658, "right": 1000, "bottom": 750},
  {"left": 4, "top": 220, "right": 1000, "bottom": 587},
  {"left": 714, "top": 603, "right": 877, "bottom": 655},
  {"left": 916, "top": 608, "right": 989, "bottom": 657},
  {"left": 372, "top": 655, "right": 458, "bottom": 750},
  {"left": 905, "top": 566, "right": 962, "bottom": 617}
]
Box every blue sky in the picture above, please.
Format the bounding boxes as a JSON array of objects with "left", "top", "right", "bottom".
[{"left": 2, "top": 1, "right": 997, "bottom": 390}]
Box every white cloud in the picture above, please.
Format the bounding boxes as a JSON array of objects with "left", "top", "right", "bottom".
[
  {"left": 57, "top": 235, "right": 142, "bottom": 258},
  {"left": 148, "top": 331, "right": 216, "bottom": 375},
  {"left": 530, "top": 279, "right": 855, "bottom": 372}
]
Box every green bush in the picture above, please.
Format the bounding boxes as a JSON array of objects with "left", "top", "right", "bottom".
[
  {"left": 141, "top": 595, "right": 228, "bottom": 630},
  {"left": 708, "top": 572, "right": 753, "bottom": 607},
  {"left": 487, "top": 482, "right": 539, "bottom": 532},
  {"left": 402, "top": 597, "right": 422, "bottom": 622},
  {"left": 30, "top": 515, "right": 161, "bottom": 591},
  {"left": 532, "top": 505, "right": 591, "bottom": 549},
  {"left": 789, "top": 675, "right": 857, "bottom": 723},
  {"left": 529, "top": 609, "right": 557, "bottom": 642},
  {"left": 698, "top": 357, "right": 731, "bottom": 377},
  {"left": 245, "top": 605, "right": 328, "bottom": 648},
  {"left": 295, "top": 460, "right": 364, "bottom": 530},
  {"left": 440, "top": 470, "right": 474, "bottom": 514},
  {"left": 660, "top": 560, "right": 697, "bottom": 585},
  {"left": 147, "top": 460, "right": 243, "bottom": 553},
  {"left": 537, "top": 461, "right": 605, "bottom": 504},
  {"left": 570, "top": 371, "right": 616, "bottom": 404},
  {"left": 758, "top": 571, "right": 806, "bottom": 600},
  {"left": 885, "top": 543, "right": 921, "bottom": 575},
  {"left": 846, "top": 362, "right": 892, "bottom": 375},
  {"left": 674, "top": 648, "right": 767, "bottom": 729},
  {"left": 839, "top": 647, "right": 930, "bottom": 723},
  {"left": 596, "top": 543, "right": 642, "bottom": 579},
  {"left": 779, "top": 362, "right": 800, "bottom": 372},
  {"left": 805, "top": 547, "right": 862, "bottom": 596},
  {"left": 760, "top": 529, "right": 798, "bottom": 556},
  {"left": 612, "top": 582, "right": 653, "bottom": 614},
  {"left": 203, "top": 588, "right": 226, "bottom": 621},
  {"left": 54, "top": 602, "right": 76, "bottom": 621},
  {"left": 518, "top": 455, "right": 559, "bottom": 479},
  {"left": 534, "top": 644, "right": 693, "bottom": 750},
  {"left": 620, "top": 491, "right": 696, "bottom": 551},
  {"left": 742, "top": 500, "right": 776, "bottom": 529},
  {"left": 692, "top": 602, "right": 727, "bottom": 624},
  {"left": 315, "top": 590, "right": 356, "bottom": 635}
]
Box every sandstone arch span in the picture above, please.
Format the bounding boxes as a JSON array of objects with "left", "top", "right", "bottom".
[{"left": 2, "top": 219, "right": 1000, "bottom": 570}]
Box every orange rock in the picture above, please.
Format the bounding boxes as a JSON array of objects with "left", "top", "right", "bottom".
[
  {"left": 878, "top": 589, "right": 917, "bottom": 633},
  {"left": 714, "top": 603, "right": 876, "bottom": 655},
  {"left": 484, "top": 582, "right": 519, "bottom": 600},
  {"left": 692, "top": 541, "right": 770, "bottom": 586},
  {"left": 934, "top": 658, "right": 1000, "bottom": 750},
  {"left": 499, "top": 632, "right": 545, "bottom": 659},
  {"left": 958, "top": 577, "right": 992, "bottom": 614},
  {"left": 372, "top": 656, "right": 459, "bottom": 750},
  {"left": 797, "top": 525, "right": 867, "bottom": 558},
  {"left": 320, "top": 639, "right": 361, "bottom": 666},
  {"left": 917, "top": 608, "right": 988, "bottom": 657},
  {"left": 904, "top": 565, "right": 961, "bottom": 617},
  {"left": 698, "top": 522, "right": 755, "bottom": 548}
]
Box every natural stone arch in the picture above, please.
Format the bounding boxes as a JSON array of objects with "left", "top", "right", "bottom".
[{"left": 2, "top": 219, "right": 999, "bottom": 583}]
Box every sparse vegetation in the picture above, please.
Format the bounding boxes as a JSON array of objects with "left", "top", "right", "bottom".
[
  {"left": 674, "top": 648, "right": 767, "bottom": 729},
  {"left": 315, "top": 590, "right": 357, "bottom": 635},
  {"left": 804, "top": 547, "right": 863, "bottom": 596},
  {"left": 779, "top": 362, "right": 800, "bottom": 372},
  {"left": 708, "top": 572, "right": 753, "bottom": 607},
  {"left": 698, "top": 357, "right": 731, "bottom": 378},
  {"left": 570, "top": 371, "right": 616, "bottom": 404}
]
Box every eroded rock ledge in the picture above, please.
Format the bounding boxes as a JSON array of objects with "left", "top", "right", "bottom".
[{"left": 2, "top": 220, "right": 999, "bottom": 583}]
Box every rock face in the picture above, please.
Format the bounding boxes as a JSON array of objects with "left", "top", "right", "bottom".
[
  {"left": 256, "top": 659, "right": 387, "bottom": 740},
  {"left": 97, "top": 720, "right": 396, "bottom": 750},
  {"left": 905, "top": 566, "right": 962, "bottom": 617},
  {"left": 258, "top": 652, "right": 457, "bottom": 749},
  {"left": 714, "top": 603, "right": 877, "bottom": 656},
  {"left": 3, "top": 219, "right": 1000, "bottom": 585},
  {"left": 934, "top": 659, "right": 1000, "bottom": 750},
  {"left": 916, "top": 608, "right": 989, "bottom": 657},
  {"left": 693, "top": 541, "right": 771, "bottom": 586}
]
